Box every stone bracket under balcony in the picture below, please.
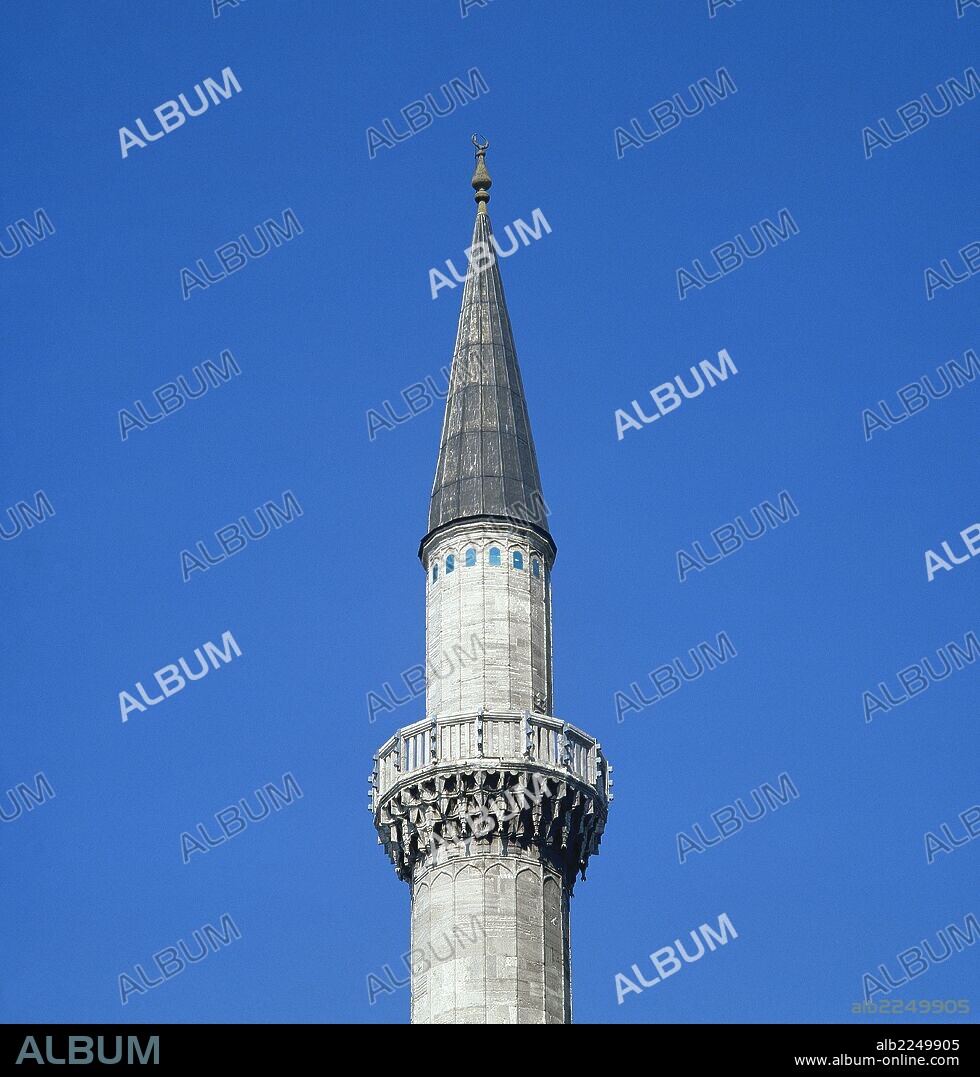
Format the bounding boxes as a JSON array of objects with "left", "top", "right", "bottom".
[{"left": 371, "top": 711, "right": 610, "bottom": 887}]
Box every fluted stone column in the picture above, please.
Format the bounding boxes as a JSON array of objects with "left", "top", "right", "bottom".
[{"left": 409, "top": 855, "right": 570, "bottom": 1024}]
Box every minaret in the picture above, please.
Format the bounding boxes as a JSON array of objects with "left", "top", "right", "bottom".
[{"left": 371, "top": 137, "right": 611, "bottom": 1025}]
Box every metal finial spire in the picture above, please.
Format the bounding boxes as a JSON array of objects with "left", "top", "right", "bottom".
[{"left": 471, "top": 133, "right": 491, "bottom": 212}]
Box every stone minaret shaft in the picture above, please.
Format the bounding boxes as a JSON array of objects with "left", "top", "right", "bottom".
[{"left": 372, "top": 138, "right": 610, "bottom": 1025}]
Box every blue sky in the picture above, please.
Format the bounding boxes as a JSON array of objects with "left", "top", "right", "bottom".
[{"left": 1, "top": 0, "right": 977, "bottom": 1025}]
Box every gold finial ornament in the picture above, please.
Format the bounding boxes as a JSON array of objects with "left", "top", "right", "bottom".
[{"left": 471, "top": 133, "right": 492, "bottom": 211}]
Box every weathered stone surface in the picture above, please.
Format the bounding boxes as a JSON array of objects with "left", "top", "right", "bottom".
[
  {"left": 410, "top": 857, "right": 569, "bottom": 1024},
  {"left": 422, "top": 520, "right": 553, "bottom": 718}
]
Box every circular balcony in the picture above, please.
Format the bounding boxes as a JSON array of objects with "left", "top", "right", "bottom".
[{"left": 371, "top": 710, "right": 611, "bottom": 883}]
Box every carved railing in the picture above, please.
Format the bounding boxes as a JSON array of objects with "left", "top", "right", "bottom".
[{"left": 370, "top": 710, "right": 611, "bottom": 812}]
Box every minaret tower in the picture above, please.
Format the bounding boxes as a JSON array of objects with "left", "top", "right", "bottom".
[{"left": 371, "top": 137, "right": 611, "bottom": 1025}]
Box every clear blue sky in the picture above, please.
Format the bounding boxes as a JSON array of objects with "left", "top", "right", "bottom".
[{"left": 1, "top": 0, "right": 976, "bottom": 1025}]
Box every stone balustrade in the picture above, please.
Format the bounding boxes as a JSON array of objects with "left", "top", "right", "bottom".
[{"left": 371, "top": 710, "right": 610, "bottom": 810}]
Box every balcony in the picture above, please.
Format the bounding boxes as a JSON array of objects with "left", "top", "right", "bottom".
[{"left": 371, "top": 710, "right": 611, "bottom": 811}]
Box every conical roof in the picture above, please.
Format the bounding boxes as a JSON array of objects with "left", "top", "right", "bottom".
[{"left": 425, "top": 139, "right": 552, "bottom": 551}]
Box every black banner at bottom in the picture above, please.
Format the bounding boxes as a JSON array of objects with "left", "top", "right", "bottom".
[{"left": 0, "top": 1022, "right": 975, "bottom": 1066}]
